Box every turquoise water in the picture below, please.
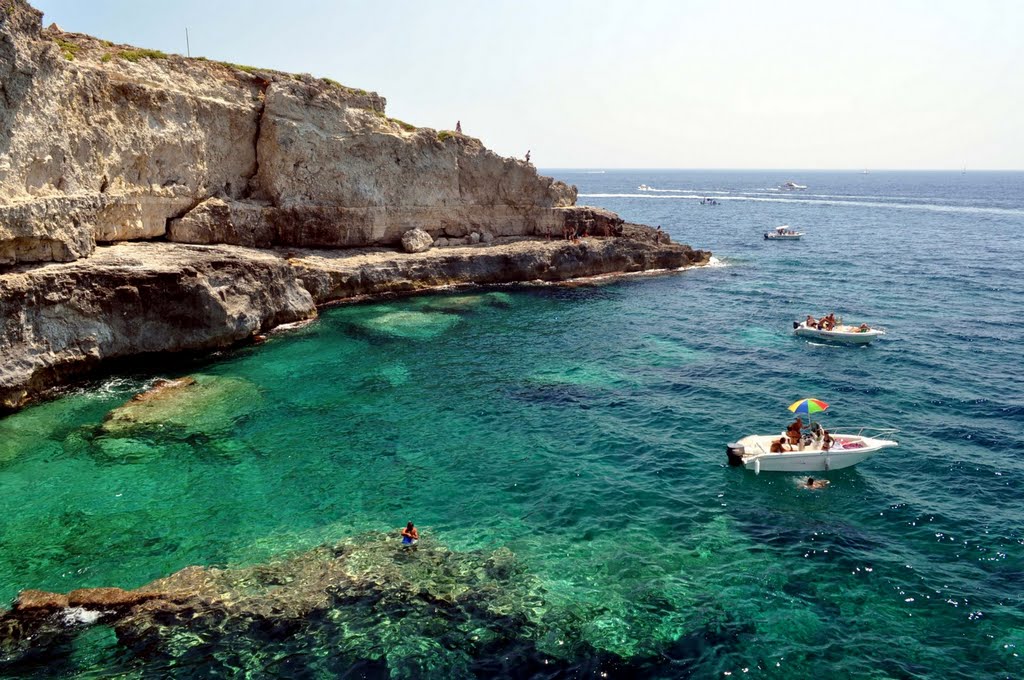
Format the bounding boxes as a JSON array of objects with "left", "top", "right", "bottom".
[{"left": 1, "top": 171, "right": 1023, "bottom": 677}]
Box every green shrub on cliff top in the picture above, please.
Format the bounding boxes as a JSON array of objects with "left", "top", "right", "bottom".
[
  {"left": 54, "top": 38, "right": 79, "bottom": 60},
  {"left": 437, "top": 130, "right": 456, "bottom": 142},
  {"left": 390, "top": 118, "right": 416, "bottom": 132},
  {"left": 220, "top": 61, "right": 260, "bottom": 74},
  {"left": 372, "top": 110, "right": 415, "bottom": 132},
  {"left": 118, "top": 48, "right": 167, "bottom": 62}
]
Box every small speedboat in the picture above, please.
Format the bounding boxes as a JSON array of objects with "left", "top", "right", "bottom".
[
  {"left": 764, "top": 225, "right": 803, "bottom": 240},
  {"left": 780, "top": 181, "right": 807, "bottom": 190},
  {"left": 794, "top": 321, "right": 884, "bottom": 345},
  {"left": 727, "top": 427, "right": 899, "bottom": 473}
]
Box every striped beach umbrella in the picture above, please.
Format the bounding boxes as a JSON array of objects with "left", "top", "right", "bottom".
[{"left": 788, "top": 398, "right": 829, "bottom": 414}]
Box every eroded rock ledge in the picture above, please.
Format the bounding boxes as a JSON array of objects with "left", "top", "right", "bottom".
[{"left": 0, "top": 233, "right": 710, "bottom": 411}]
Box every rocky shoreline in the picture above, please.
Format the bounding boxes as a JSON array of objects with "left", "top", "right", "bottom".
[{"left": 1, "top": 230, "right": 709, "bottom": 411}]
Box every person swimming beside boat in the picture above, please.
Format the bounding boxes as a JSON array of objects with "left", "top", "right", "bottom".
[
  {"left": 401, "top": 522, "right": 419, "bottom": 550},
  {"left": 805, "top": 477, "right": 830, "bottom": 489},
  {"left": 770, "top": 437, "right": 789, "bottom": 453}
]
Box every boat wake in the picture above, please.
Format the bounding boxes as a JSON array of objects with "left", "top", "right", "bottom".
[{"left": 579, "top": 194, "right": 1024, "bottom": 217}]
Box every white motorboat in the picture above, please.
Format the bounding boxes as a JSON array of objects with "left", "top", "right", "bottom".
[
  {"left": 764, "top": 225, "right": 804, "bottom": 240},
  {"left": 727, "top": 427, "right": 899, "bottom": 473},
  {"left": 780, "top": 181, "right": 807, "bottom": 190},
  {"left": 794, "top": 320, "right": 884, "bottom": 345}
]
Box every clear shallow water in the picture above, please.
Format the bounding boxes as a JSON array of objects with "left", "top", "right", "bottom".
[{"left": 1, "top": 170, "right": 1023, "bottom": 677}]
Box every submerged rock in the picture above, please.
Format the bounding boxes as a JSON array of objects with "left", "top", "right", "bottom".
[
  {"left": 353, "top": 310, "right": 461, "bottom": 340},
  {"left": 102, "top": 374, "right": 261, "bottom": 435},
  {"left": 0, "top": 532, "right": 547, "bottom": 675}
]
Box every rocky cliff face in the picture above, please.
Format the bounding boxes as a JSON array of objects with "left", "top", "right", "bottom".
[
  {"left": 0, "top": 0, "right": 711, "bottom": 411},
  {"left": 0, "top": 242, "right": 316, "bottom": 408},
  {"left": 0, "top": 0, "right": 575, "bottom": 265}
]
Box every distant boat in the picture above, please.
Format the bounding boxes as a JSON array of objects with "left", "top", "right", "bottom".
[
  {"left": 764, "top": 225, "right": 803, "bottom": 240},
  {"left": 793, "top": 320, "right": 884, "bottom": 345},
  {"left": 779, "top": 181, "right": 807, "bottom": 190},
  {"left": 861, "top": 169, "right": 869, "bottom": 174}
]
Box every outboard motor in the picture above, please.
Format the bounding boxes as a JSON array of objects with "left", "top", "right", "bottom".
[
  {"left": 726, "top": 443, "right": 745, "bottom": 467},
  {"left": 792, "top": 321, "right": 800, "bottom": 329}
]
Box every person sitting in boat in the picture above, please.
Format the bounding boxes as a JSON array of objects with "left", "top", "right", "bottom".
[
  {"left": 821, "top": 429, "right": 834, "bottom": 451},
  {"left": 804, "top": 314, "right": 818, "bottom": 329},
  {"left": 787, "top": 416, "right": 803, "bottom": 445},
  {"left": 770, "top": 437, "right": 789, "bottom": 453},
  {"left": 856, "top": 323, "right": 871, "bottom": 333}
]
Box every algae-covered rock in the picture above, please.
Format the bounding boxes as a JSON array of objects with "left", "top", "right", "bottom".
[
  {"left": 0, "top": 531, "right": 548, "bottom": 676},
  {"left": 353, "top": 310, "right": 461, "bottom": 340},
  {"left": 102, "top": 375, "right": 261, "bottom": 435}
]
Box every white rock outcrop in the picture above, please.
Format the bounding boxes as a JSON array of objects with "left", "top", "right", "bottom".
[{"left": 400, "top": 228, "right": 433, "bottom": 253}]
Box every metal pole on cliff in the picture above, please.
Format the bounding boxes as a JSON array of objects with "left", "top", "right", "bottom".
[{"left": 185, "top": 28, "right": 191, "bottom": 58}]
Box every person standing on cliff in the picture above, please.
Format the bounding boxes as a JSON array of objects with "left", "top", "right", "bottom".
[
  {"left": 525, "top": 150, "right": 531, "bottom": 163},
  {"left": 456, "top": 120, "right": 462, "bottom": 134},
  {"left": 655, "top": 226, "right": 662, "bottom": 244}
]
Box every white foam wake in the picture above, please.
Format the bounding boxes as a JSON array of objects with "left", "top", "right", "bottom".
[{"left": 579, "top": 194, "right": 1024, "bottom": 217}]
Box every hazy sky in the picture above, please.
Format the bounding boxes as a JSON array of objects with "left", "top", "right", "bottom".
[{"left": 32, "top": 0, "right": 1024, "bottom": 169}]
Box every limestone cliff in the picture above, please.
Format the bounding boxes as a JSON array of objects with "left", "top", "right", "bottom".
[
  {"left": 0, "top": 0, "right": 575, "bottom": 265},
  {"left": 0, "top": 0, "right": 712, "bottom": 411}
]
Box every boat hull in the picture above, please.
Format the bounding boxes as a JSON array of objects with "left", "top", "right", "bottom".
[
  {"left": 765, "top": 233, "right": 803, "bottom": 240},
  {"left": 731, "top": 435, "right": 898, "bottom": 473},
  {"left": 744, "top": 447, "right": 878, "bottom": 472},
  {"left": 795, "top": 323, "right": 882, "bottom": 345}
]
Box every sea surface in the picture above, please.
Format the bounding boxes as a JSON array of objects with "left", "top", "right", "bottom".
[{"left": 2, "top": 170, "right": 1023, "bottom": 678}]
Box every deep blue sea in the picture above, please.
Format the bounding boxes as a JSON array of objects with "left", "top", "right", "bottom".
[{"left": 1, "top": 170, "right": 1022, "bottom": 677}]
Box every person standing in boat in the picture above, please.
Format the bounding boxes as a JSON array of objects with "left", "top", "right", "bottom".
[{"left": 787, "top": 416, "right": 804, "bottom": 445}]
